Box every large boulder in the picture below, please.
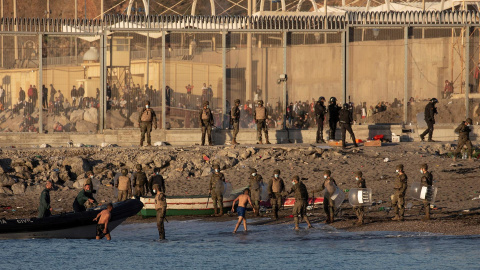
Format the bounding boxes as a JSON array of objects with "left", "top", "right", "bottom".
[
  {"left": 70, "top": 109, "right": 84, "bottom": 123},
  {"left": 75, "top": 120, "right": 97, "bottom": 133},
  {"left": 106, "top": 110, "right": 127, "bottom": 129},
  {"left": 129, "top": 112, "right": 140, "bottom": 127},
  {"left": 62, "top": 157, "right": 92, "bottom": 179},
  {"left": 11, "top": 182, "right": 26, "bottom": 195},
  {"left": 0, "top": 174, "right": 15, "bottom": 187},
  {"left": 53, "top": 115, "right": 69, "bottom": 126},
  {"left": 84, "top": 108, "right": 99, "bottom": 124}
]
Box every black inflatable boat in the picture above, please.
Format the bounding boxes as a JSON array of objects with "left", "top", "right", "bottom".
[{"left": 0, "top": 199, "right": 143, "bottom": 239}]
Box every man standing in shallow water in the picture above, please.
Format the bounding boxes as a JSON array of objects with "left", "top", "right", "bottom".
[
  {"left": 93, "top": 203, "right": 113, "bottom": 240},
  {"left": 231, "top": 188, "right": 256, "bottom": 233}
]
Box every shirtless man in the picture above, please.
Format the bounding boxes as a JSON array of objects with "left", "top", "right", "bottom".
[
  {"left": 231, "top": 188, "right": 256, "bottom": 233},
  {"left": 93, "top": 203, "right": 113, "bottom": 240}
]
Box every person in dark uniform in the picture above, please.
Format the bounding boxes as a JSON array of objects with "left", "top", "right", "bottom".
[
  {"left": 131, "top": 164, "right": 148, "bottom": 198},
  {"left": 153, "top": 184, "right": 167, "bottom": 240},
  {"left": 327, "top": 97, "right": 341, "bottom": 140},
  {"left": 248, "top": 168, "right": 263, "bottom": 216},
  {"left": 420, "top": 98, "right": 438, "bottom": 142},
  {"left": 288, "top": 175, "right": 313, "bottom": 230},
  {"left": 230, "top": 99, "right": 241, "bottom": 145},
  {"left": 199, "top": 101, "right": 214, "bottom": 146},
  {"left": 353, "top": 171, "right": 366, "bottom": 225},
  {"left": 73, "top": 184, "right": 97, "bottom": 212},
  {"left": 392, "top": 164, "right": 408, "bottom": 221},
  {"left": 420, "top": 164, "right": 433, "bottom": 221},
  {"left": 318, "top": 170, "right": 337, "bottom": 224},
  {"left": 138, "top": 100, "right": 157, "bottom": 147},
  {"left": 42, "top": 85, "right": 48, "bottom": 109},
  {"left": 453, "top": 118, "right": 474, "bottom": 161},
  {"left": 209, "top": 164, "right": 226, "bottom": 216},
  {"left": 314, "top": 96, "right": 327, "bottom": 143},
  {"left": 38, "top": 181, "right": 53, "bottom": 218},
  {"left": 268, "top": 169, "right": 285, "bottom": 220},
  {"left": 254, "top": 100, "right": 270, "bottom": 144},
  {"left": 339, "top": 103, "right": 358, "bottom": 149},
  {"left": 149, "top": 167, "right": 165, "bottom": 195}
]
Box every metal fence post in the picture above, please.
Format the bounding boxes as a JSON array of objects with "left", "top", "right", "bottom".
[
  {"left": 162, "top": 30, "right": 166, "bottom": 130},
  {"left": 341, "top": 28, "right": 347, "bottom": 104},
  {"left": 38, "top": 33, "right": 43, "bottom": 134},
  {"left": 465, "top": 26, "right": 470, "bottom": 119},
  {"left": 283, "top": 30, "right": 287, "bottom": 130},
  {"left": 99, "top": 32, "right": 107, "bottom": 133},
  {"left": 222, "top": 30, "right": 227, "bottom": 129},
  {"left": 404, "top": 26, "right": 409, "bottom": 124}
]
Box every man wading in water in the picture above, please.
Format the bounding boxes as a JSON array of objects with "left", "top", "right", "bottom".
[
  {"left": 93, "top": 203, "right": 113, "bottom": 240},
  {"left": 231, "top": 188, "right": 256, "bottom": 233}
]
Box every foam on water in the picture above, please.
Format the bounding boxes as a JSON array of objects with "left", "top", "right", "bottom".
[{"left": 1, "top": 219, "right": 479, "bottom": 269}]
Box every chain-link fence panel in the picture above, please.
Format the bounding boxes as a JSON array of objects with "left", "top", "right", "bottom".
[
  {"left": 349, "top": 27, "right": 405, "bottom": 125},
  {"left": 287, "top": 32, "right": 342, "bottom": 132},
  {"left": 0, "top": 35, "right": 40, "bottom": 133},
  {"left": 42, "top": 35, "right": 100, "bottom": 133},
  {"left": 408, "top": 28, "right": 466, "bottom": 128},
  {"left": 165, "top": 32, "right": 222, "bottom": 129}
]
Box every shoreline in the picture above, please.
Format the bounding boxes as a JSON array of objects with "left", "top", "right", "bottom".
[{"left": 124, "top": 207, "right": 480, "bottom": 236}]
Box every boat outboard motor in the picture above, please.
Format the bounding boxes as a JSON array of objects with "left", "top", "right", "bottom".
[{"left": 348, "top": 188, "right": 373, "bottom": 206}]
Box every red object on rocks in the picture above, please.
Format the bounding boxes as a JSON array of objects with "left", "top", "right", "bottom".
[{"left": 373, "top": 135, "right": 384, "bottom": 141}]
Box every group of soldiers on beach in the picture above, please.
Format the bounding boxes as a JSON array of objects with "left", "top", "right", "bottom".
[{"left": 138, "top": 97, "right": 474, "bottom": 160}]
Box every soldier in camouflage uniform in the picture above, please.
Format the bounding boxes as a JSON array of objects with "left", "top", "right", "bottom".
[
  {"left": 209, "top": 164, "right": 226, "bottom": 216},
  {"left": 268, "top": 169, "right": 285, "bottom": 220},
  {"left": 391, "top": 164, "right": 408, "bottom": 221},
  {"left": 230, "top": 99, "right": 241, "bottom": 145},
  {"left": 248, "top": 168, "right": 263, "bottom": 216},
  {"left": 353, "top": 171, "right": 366, "bottom": 225},
  {"left": 288, "top": 175, "right": 313, "bottom": 230},
  {"left": 420, "top": 164, "right": 433, "bottom": 221},
  {"left": 153, "top": 184, "right": 167, "bottom": 240},
  {"left": 199, "top": 101, "right": 214, "bottom": 146},
  {"left": 254, "top": 100, "right": 271, "bottom": 144},
  {"left": 131, "top": 164, "right": 148, "bottom": 198},
  {"left": 115, "top": 168, "right": 131, "bottom": 202},
  {"left": 453, "top": 118, "right": 474, "bottom": 161}
]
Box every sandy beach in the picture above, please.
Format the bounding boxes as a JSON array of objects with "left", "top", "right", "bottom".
[{"left": 0, "top": 141, "right": 479, "bottom": 235}]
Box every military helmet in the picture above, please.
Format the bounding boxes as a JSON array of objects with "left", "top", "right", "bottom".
[
  {"left": 258, "top": 100, "right": 264, "bottom": 105},
  {"left": 343, "top": 103, "right": 349, "bottom": 110},
  {"left": 330, "top": 97, "right": 337, "bottom": 103},
  {"left": 292, "top": 175, "right": 299, "bottom": 181},
  {"left": 250, "top": 168, "right": 257, "bottom": 173},
  {"left": 154, "top": 167, "right": 161, "bottom": 173},
  {"left": 466, "top": 118, "right": 473, "bottom": 125},
  {"left": 145, "top": 100, "right": 151, "bottom": 106},
  {"left": 234, "top": 99, "right": 240, "bottom": 104},
  {"left": 86, "top": 171, "right": 93, "bottom": 176},
  {"left": 213, "top": 164, "right": 220, "bottom": 170},
  {"left": 421, "top": 164, "right": 428, "bottom": 170},
  {"left": 396, "top": 164, "right": 404, "bottom": 171},
  {"left": 324, "top": 170, "right": 331, "bottom": 177},
  {"left": 319, "top": 96, "right": 325, "bottom": 102},
  {"left": 430, "top": 98, "right": 438, "bottom": 103},
  {"left": 203, "top": 101, "right": 209, "bottom": 106},
  {"left": 136, "top": 164, "right": 142, "bottom": 171},
  {"left": 121, "top": 168, "right": 128, "bottom": 176},
  {"left": 355, "top": 171, "right": 363, "bottom": 178},
  {"left": 273, "top": 169, "right": 280, "bottom": 174}
]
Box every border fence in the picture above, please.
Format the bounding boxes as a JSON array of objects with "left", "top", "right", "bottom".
[{"left": 0, "top": 11, "right": 479, "bottom": 134}]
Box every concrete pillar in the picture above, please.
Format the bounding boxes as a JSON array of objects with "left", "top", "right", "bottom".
[
  {"left": 341, "top": 29, "right": 347, "bottom": 104},
  {"left": 246, "top": 0, "right": 252, "bottom": 101},
  {"left": 100, "top": 33, "right": 107, "bottom": 132}
]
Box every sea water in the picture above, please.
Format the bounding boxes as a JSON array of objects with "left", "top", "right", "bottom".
[{"left": 0, "top": 219, "right": 479, "bottom": 270}]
